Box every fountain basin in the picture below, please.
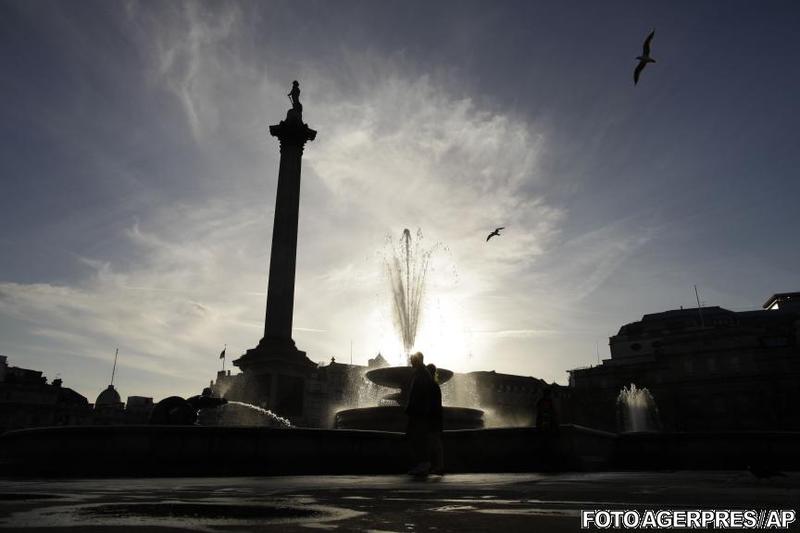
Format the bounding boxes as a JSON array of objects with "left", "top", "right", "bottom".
[
  {"left": 335, "top": 405, "right": 484, "bottom": 432},
  {"left": 366, "top": 367, "right": 454, "bottom": 388},
  {"left": 337, "top": 364, "right": 483, "bottom": 431}
]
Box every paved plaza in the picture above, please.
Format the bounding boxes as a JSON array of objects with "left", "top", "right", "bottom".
[{"left": 1, "top": 472, "right": 798, "bottom": 532}]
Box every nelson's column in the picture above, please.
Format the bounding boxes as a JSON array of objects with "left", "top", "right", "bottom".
[{"left": 232, "top": 81, "right": 318, "bottom": 422}]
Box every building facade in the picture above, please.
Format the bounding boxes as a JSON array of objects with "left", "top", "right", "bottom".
[
  {"left": 0, "top": 355, "right": 93, "bottom": 433},
  {"left": 568, "top": 293, "right": 800, "bottom": 432},
  {"left": 0, "top": 355, "right": 157, "bottom": 433}
]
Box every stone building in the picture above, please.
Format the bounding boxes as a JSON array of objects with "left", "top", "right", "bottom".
[
  {"left": 125, "top": 395, "right": 154, "bottom": 423},
  {"left": 92, "top": 384, "right": 153, "bottom": 425},
  {"left": 304, "top": 358, "right": 375, "bottom": 428},
  {"left": 568, "top": 292, "right": 800, "bottom": 432},
  {"left": 455, "top": 371, "right": 561, "bottom": 427},
  {"left": 0, "top": 355, "right": 93, "bottom": 433},
  {"left": 0, "top": 354, "right": 159, "bottom": 432}
]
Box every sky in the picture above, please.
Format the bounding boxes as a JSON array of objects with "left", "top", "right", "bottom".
[{"left": 1, "top": 1, "right": 799, "bottom": 403}]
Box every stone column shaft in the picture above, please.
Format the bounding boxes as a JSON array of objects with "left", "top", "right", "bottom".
[
  {"left": 264, "top": 142, "right": 303, "bottom": 340},
  {"left": 264, "top": 112, "right": 316, "bottom": 346}
]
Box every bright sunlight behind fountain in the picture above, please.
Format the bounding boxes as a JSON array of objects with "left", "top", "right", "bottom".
[{"left": 334, "top": 228, "right": 485, "bottom": 431}]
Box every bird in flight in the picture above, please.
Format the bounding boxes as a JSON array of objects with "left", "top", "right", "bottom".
[
  {"left": 634, "top": 29, "right": 656, "bottom": 85},
  {"left": 486, "top": 227, "right": 505, "bottom": 242}
]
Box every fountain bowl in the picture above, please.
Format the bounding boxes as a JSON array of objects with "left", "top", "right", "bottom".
[
  {"left": 366, "top": 367, "right": 453, "bottom": 389},
  {"left": 336, "top": 365, "right": 482, "bottom": 431}
]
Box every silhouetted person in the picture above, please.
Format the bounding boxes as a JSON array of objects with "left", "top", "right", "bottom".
[
  {"left": 536, "top": 387, "right": 560, "bottom": 471},
  {"left": 426, "top": 363, "right": 445, "bottom": 475},
  {"left": 288, "top": 80, "right": 302, "bottom": 112},
  {"left": 405, "top": 352, "right": 434, "bottom": 475},
  {"left": 535, "top": 387, "right": 558, "bottom": 431},
  {"left": 150, "top": 388, "right": 226, "bottom": 425}
]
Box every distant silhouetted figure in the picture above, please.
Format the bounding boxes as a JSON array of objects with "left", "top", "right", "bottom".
[
  {"left": 288, "top": 80, "right": 302, "bottom": 112},
  {"left": 634, "top": 30, "right": 656, "bottom": 85},
  {"left": 426, "top": 363, "right": 445, "bottom": 475},
  {"left": 406, "top": 352, "right": 435, "bottom": 475},
  {"left": 536, "top": 387, "right": 558, "bottom": 432},
  {"left": 486, "top": 227, "right": 505, "bottom": 241},
  {"left": 536, "top": 387, "right": 560, "bottom": 471},
  {"left": 748, "top": 464, "right": 787, "bottom": 479}
]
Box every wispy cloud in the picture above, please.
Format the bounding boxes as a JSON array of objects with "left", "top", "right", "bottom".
[
  {"left": 132, "top": 2, "right": 243, "bottom": 140},
  {"left": 0, "top": 5, "right": 663, "bottom": 399}
]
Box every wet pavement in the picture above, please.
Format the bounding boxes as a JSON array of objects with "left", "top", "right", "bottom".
[{"left": 0, "top": 472, "right": 798, "bottom": 532}]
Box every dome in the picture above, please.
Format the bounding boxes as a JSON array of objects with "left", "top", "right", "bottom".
[{"left": 95, "top": 384, "right": 122, "bottom": 407}]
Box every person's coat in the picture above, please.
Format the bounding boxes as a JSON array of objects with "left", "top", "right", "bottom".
[{"left": 405, "top": 366, "right": 435, "bottom": 430}]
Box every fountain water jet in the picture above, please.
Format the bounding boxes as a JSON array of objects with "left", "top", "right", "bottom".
[
  {"left": 386, "top": 228, "right": 432, "bottom": 359},
  {"left": 335, "top": 229, "right": 483, "bottom": 431},
  {"left": 198, "top": 401, "right": 293, "bottom": 428},
  {"left": 617, "top": 384, "right": 661, "bottom": 432}
]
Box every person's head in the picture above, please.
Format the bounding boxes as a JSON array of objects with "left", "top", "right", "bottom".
[
  {"left": 426, "top": 363, "right": 438, "bottom": 383},
  {"left": 409, "top": 351, "right": 424, "bottom": 368},
  {"left": 292, "top": 80, "right": 299, "bottom": 86}
]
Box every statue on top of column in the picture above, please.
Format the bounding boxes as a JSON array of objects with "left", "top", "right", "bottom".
[
  {"left": 271, "top": 79, "right": 315, "bottom": 140},
  {"left": 287, "top": 80, "right": 302, "bottom": 114}
]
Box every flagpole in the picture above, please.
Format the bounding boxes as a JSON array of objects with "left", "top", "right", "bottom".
[{"left": 110, "top": 347, "right": 119, "bottom": 386}]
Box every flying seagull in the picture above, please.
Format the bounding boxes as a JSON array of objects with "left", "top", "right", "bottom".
[
  {"left": 634, "top": 29, "right": 656, "bottom": 85},
  {"left": 486, "top": 227, "right": 505, "bottom": 242}
]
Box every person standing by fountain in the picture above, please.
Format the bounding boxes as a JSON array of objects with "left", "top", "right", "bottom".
[
  {"left": 535, "top": 387, "right": 558, "bottom": 432},
  {"left": 535, "top": 387, "right": 560, "bottom": 471},
  {"left": 405, "top": 352, "right": 434, "bottom": 475},
  {"left": 426, "top": 363, "right": 445, "bottom": 475}
]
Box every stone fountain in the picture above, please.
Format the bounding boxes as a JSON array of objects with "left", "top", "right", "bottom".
[
  {"left": 335, "top": 229, "right": 484, "bottom": 432},
  {"left": 335, "top": 366, "right": 483, "bottom": 431}
]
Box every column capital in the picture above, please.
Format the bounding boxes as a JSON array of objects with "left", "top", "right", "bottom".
[{"left": 269, "top": 109, "right": 317, "bottom": 146}]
